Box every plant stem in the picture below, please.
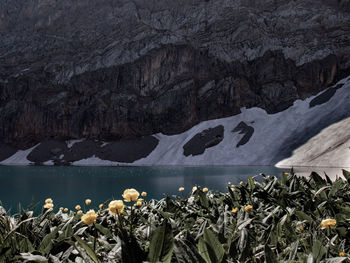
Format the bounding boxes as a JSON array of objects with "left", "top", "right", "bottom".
[
  {"left": 93, "top": 223, "right": 97, "bottom": 252},
  {"left": 130, "top": 202, "right": 134, "bottom": 235}
]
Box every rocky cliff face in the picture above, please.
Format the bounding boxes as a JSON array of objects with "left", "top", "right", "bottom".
[{"left": 1, "top": 0, "right": 350, "bottom": 147}]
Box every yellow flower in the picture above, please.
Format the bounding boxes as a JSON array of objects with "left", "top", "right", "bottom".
[
  {"left": 231, "top": 208, "right": 238, "bottom": 213},
  {"left": 122, "top": 189, "right": 140, "bottom": 202},
  {"left": 45, "top": 198, "right": 53, "bottom": 204},
  {"left": 228, "top": 182, "right": 231, "bottom": 185},
  {"left": 141, "top": 192, "right": 147, "bottom": 197},
  {"left": 339, "top": 252, "right": 346, "bottom": 257},
  {"left": 203, "top": 188, "right": 208, "bottom": 193},
  {"left": 75, "top": 205, "right": 81, "bottom": 210},
  {"left": 134, "top": 200, "right": 142, "bottom": 207},
  {"left": 64, "top": 208, "right": 68, "bottom": 212},
  {"left": 59, "top": 207, "right": 64, "bottom": 211},
  {"left": 85, "top": 199, "right": 91, "bottom": 205},
  {"left": 283, "top": 172, "right": 289, "bottom": 175},
  {"left": 240, "top": 181, "right": 244, "bottom": 185},
  {"left": 244, "top": 205, "right": 253, "bottom": 211},
  {"left": 99, "top": 204, "right": 104, "bottom": 209},
  {"left": 77, "top": 210, "right": 83, "bottom": 215},
  {"left": 108, "top": 200, "right": 124, "bottom": 215},
  {"left": 299, "top": 226, "right": 304, "bottom": 231},
  {"left": 81, "top": 210, "right": 98, "bottom": 225},
  {"left": 179, "top": 187, "right": 184, "bottom": 192},
  {"left": 321, "top": 219, "right": 336, "bottom": 229},
  {"left": 43, "top": 203, "right": 54, "bottom": 209}
]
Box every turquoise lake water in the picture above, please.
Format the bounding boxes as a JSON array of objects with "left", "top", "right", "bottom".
[{"left": 0, "top": 165, "right": 285, "bottom": 212}]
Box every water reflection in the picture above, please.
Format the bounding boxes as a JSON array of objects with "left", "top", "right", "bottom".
[{"left": 0, "top": 165, "right": 284, "bottom": 211}]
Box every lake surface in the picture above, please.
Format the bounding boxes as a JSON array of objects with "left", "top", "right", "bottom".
[{"left": 0, "top": 165, "right": 286, "bottom": 212}]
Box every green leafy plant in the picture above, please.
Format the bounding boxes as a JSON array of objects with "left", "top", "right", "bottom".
[{"left": 1, "top": 170, "right": 350, "bottom": 262}]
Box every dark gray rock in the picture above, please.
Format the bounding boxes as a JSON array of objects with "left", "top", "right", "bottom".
[
  {"left": 309, "top": 83, "right": 344, "bottom": 108},
  {"left": 0, "top": 0, "right": 349, "bottom": 147},
  {"left": 97, "top": 136, "right": 159, "bottom": 163},
  {"left": 26, "top": 136, "right": 159, "bottom": 164},
  {"left": 27, "top": 140, "right": 68, "bottom": 164},
  {"left": 0, "top": 143, "right": 16, "bottom": 162},
  {"left": 183, "top": 125, "right": 224, "bottom": 156},
  {"left": 232, "top": 122, "right": 254, "bottom": 147}
]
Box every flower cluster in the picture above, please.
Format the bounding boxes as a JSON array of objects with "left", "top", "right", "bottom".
[{"left": 81, "top": 210, "right": 98, "bottom": 225}]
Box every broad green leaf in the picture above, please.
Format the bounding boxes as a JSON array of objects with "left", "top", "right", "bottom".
[
  {"left": 19, "top": 253, "right": 48, "bottom": 263},
  {"left": 329, "top": 179, "right": 343, "bottom": 198},
  {"left": 74, "top": 226, "right": 88, "bottom": 236},
  {"left": 38, "top": 227, "right": 59, "bottom": 255},
  {"left": 147, "top": 221, "right": 174, "bottom": 263},
  {"left": 198, "top": 238, "right": 212, "bottom": 263},
  {"left": 310, "top": 172, "right": 326, "bottom": 186},
  {"left": 295, "top": 211, "right": 313, "bottom": 223},
  {"left": 238, "top": 219, "right": 253, "bottom": 230},
  {"left": 342, "top": 169, "right": 350, "bottom": 183},
  {"left": 264, "top": 244, "right": 278, "bottom": 263},
  {"left": 288, "top": 240, "right": 299, "bottom": 261},
  {"left": 74, "top": 235, "right": 101, "bottom": 263},
  {"left": 95, "top": 224, "right": 112, "bottom": 238},
  {"left": 312, "top": 240, "right": 326, "bottom": 263},
  {"left": 197, "top": 190, "right": 209, "bottom": 209},
  {"left": 323, "top": 257, "right": 347, "bottom": 263},
  {"left": 203, "top": 229, "right": 224, "bottom": 263}
]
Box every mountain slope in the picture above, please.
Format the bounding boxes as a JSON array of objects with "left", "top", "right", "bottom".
[
  {"left": 1, "top": 75, "right": 349, "bottom": 167},
  {"left": 0, "top": 0, "right": 350, "bottom": 147}
]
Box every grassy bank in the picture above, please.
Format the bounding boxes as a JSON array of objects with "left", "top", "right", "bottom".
[{"left": 1, "top": 169, "right": 350, "bottom": 262}]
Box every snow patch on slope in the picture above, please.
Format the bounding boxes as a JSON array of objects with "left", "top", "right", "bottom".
[
  {"left": 0, "top": 145, "right": 38, "bottom": 165},
  {"left": 276, "top": 117, "right": 350, "bottom": 168}
]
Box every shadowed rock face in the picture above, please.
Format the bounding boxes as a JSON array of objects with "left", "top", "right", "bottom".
[
  {"left": 0, "top": 0, "right": 350, "bottom": 147},
  {"left": 26, "top": 136, "right": 159, "bottom": 164},
  {"left": 183, "top": 125, "right": 224, "bottom": 156},
  {"left": 309, "top": 83, "right": 345, "bottom": 108},
  {"left": 0, "top": 143, "right": 16, "bottom": 162},
  {"left": 232, "top": 122, "right": 254, "bottom": 148}
]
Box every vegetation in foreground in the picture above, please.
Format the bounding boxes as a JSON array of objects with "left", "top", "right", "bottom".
[{"left": 1, "top": 170, "right": 350, "bottom": 262}]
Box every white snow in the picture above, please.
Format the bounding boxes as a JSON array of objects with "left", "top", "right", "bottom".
[
  {"left": 66, "top": 139, "right": 84, "bottom": 148},
  {"left": 43, "top": 160, "right": 55, "bottom": 166},
  {"left": 0, "top": 145, "right": 39, "bottom": 165},
  {"left": 276, "top": 117, "right": 350, "bottom": 168}
]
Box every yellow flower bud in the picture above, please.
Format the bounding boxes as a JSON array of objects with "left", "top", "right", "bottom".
[
  {"left": 203, "top": 188, "right": 208, "bottom": 193},
  {"left": 320, "top": 218, "right": 336, "bottom": 229},
  {"left": 81, "top": 210, "right": 98, "bottom": 225},
  {"left": 85, "top": 199, "right": 91, "bottom": 205},
  {"left": 45, "top": 198, "right": 53, "bottom": 204},
  {"left": 240, "top": 181, "right": 244, "bottom": 185},
  {"left": 75, "top": 205, "right": 81, "bottom": 210},
  {"left": 122, "top": 189, "right": 140, "bottom": 202},
  {"left": 77, "top": 210, "right": 83, "bottom": 215},
  {"left": 231, "top": 208, "right": 238, "bottom": 213},
  {"left": 283, "top": 172, "right": 289, "bottom": 175},
  {"left": 59, "top": 207, "right": 64, "bottom": 211},
  {"left": 64, "top": 208, "right": 68, "bottom": 212},
  {"left": 228, "top": 182, "right": 231, "bottom": 185},
  {"left": 43, "top": 203, "right": 54, "bottom": 209},
  {"left": 244, "top": 205, "right": 253, "bottom": 212},
  {"left": 134, "top": 200, "right": 142, "bottom": 207},
  {"left": 339, "top": 252, "right": 346, "bottom": 257},
  {"left": 108, "top": 200, "right": 124, "bottom": 215},
  {"left": 179, "top": 187, "right": 184, "bottom": 192},
  {"left": 141, "top": 192, "right": 147, "bottom": 197},
  {"left": 99, "top": 204, "right": 103, "bottom": 209}
]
